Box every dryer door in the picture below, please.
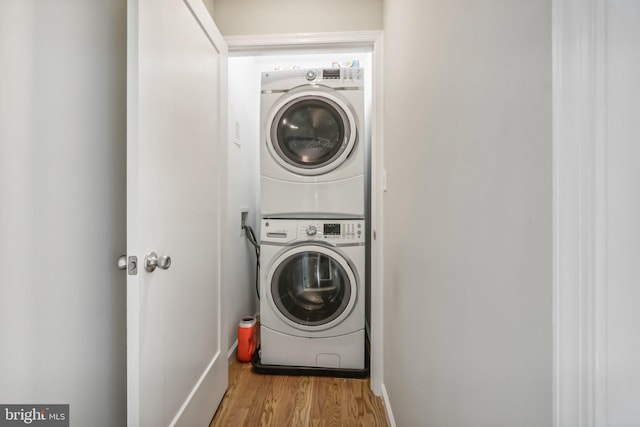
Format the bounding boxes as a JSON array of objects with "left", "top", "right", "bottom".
[
  {"left": 266, "top": 89, "right": 358, "bottom": 176},
  {"left": 267, "top": 245, "right": 358, "bottom": 331}
]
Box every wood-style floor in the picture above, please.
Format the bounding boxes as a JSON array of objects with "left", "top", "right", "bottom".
[{"left": 210, "top": 360, "right": 388, "bottom": 427}]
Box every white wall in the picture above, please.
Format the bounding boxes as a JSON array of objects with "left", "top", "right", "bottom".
[
  {"left": 0, "top": 1, "right": 127, "bottom": 426},
  {"left": 203, "top": 0, "right": 215, "bottom": 20},
  {"left": 382, "top": 1, "right": 552, "bottom": 426},
  {"left": 225, "top": 57, "right": 261, "bottom": 352},
  {"left": 213, "top": 0, "right": 382, "bottom": 36}
]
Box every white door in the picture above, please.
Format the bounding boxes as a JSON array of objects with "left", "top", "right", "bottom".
[{"left": 126, "top": 0, "right": 227, "bottom": 426}]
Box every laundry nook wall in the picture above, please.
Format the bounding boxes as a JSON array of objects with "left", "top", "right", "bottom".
[{"left": 212, "top": 0, "right": 382, "bottom": 36}]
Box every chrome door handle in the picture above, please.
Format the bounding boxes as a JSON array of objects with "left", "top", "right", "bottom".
[
  {"left": 117, "top": 254, "right": 127, "bottom": 270},
  {"left": 117, "top": 254, "right": 138, "bottom": 275},
  {"left": 145, "top": 252, "right": 172, "bottom": 272}
]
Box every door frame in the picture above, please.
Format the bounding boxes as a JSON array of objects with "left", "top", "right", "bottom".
[
  {"left": 225, "top": 30, "right": 384, "bottom": 396},
  {"left": 552, "top": 0, "right": 607, "bottom": 425}
]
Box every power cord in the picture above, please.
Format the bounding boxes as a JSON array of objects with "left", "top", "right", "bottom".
[{"left": 243, "top": 224, "right": 260, "bottom": 299}]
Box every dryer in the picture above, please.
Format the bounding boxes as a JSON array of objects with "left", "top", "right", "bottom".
[
  {"left": 260, "top": 68, "right": 365, "bottom": 218},
  {"left": 259, "top": 218, "right": 365, "bottom": 369}
]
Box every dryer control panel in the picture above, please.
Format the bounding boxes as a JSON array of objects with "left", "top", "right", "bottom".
[
  {"left": 261, "top": 68, "right": 364, "bottom": 92},
  {"left": 306, "top": 68, "right": 363, "bottom": 82},
  {"left": 261, "top": 219, "right": 365, "bottom": 244}
]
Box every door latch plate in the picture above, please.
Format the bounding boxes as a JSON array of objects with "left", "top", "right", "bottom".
[{"left": 128, "top": 256, "right": 138, "bottom": 275}]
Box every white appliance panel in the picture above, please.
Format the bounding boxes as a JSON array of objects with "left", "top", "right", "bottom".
[
  {"left": 259, "top": 219, "right": 366, "bottom": 368},
  {"left": 260, "top": 68, "right": 365, "bottom": 218}
]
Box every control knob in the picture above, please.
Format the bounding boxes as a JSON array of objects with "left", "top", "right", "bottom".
[{"left": 306, "top": 225, "right": 317, "bottom": 236}]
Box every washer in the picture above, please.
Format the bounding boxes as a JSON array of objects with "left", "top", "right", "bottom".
[
  {"left": 259, "top": 218, "right": 365, "bottom": 369},
  {"left": 260, "top": 68, "right": 365, "bottom": 218}
]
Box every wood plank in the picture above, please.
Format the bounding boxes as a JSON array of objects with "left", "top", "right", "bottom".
[
  {"left": 272, "top": 375, "right": 312, "bottom": 426},
  {"left": 244, "top": 369, "right": 276, "bottom": 426},
  {"left": 341, "top": 378, "right": 387, "bottom": 426},
  {"left": 310, "top": 376, "right": 342, "bottom": 427}
]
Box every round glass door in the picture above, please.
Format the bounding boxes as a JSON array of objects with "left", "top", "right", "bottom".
[
  {"left": 268, "top": 93, "right": 356, "bottom": 174},
  {"left": 270, "top": 247, "right": 356, "bottom": 328}
]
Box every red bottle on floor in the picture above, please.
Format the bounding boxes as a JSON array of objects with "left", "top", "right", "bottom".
[{"left": 237, "top": 316, "right": 257, "bottom": 362}]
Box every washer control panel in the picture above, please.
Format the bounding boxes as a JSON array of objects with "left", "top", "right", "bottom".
[
  {"left": 300, "top": 220, "right": 364, "bottom": 243},
  {"left": 262, "top": 219, "right": 365, "bottom": 244}
]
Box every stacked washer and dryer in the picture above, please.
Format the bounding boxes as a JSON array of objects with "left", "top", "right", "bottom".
[{"left": 258, "top": 67, "right": 367, "bottom": 371}]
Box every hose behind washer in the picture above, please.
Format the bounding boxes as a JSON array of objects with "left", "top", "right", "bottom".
[{"left": 243, "top": 224, "right": 260, "bottom": 299}]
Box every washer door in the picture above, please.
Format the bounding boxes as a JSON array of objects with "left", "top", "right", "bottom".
[
  {"left": 267, "top": 245, "right": 357, "bottom": 331},
  {"left": 266, "top": 88, "right": 358, "bottom": 176}
]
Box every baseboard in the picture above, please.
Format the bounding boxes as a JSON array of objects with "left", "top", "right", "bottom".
[
  {"left": 380, "top": 383, "right": 397, "bottom": 427},
  {"left": 227, "top": 339, "right": 238, "bottom": 361}
]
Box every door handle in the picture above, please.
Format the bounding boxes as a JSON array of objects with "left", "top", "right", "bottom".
[
  {"left": 117, "top": 254, "right": 127, "bottom": 270},
  {"left": 117, "top": 254, "right": 138, "bottom": 275},
  {"left": 145, "top": 252, "right": 172, "bottom": 272}
]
